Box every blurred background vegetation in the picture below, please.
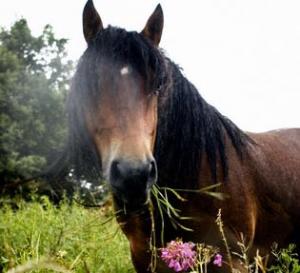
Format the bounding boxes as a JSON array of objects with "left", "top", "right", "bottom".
[{"left": 0, "top": 19, "right": 71, "bottom": 195}]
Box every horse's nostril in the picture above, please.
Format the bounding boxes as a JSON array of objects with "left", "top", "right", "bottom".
[
  {"left": 110, "top": 159, "right": 157, "bottom": 189},
  {"left": 110, "top": 160, "right": 122, "bottom": 181},
  {"left": 149, "top": 160, "right": 157, "bottom": 181}
]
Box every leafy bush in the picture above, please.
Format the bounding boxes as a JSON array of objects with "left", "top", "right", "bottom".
[{"left": 0, "top": 19, "right": 72, "bottom": 190}]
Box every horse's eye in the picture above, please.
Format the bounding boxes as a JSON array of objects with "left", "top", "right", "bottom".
[
  {"left": 156, "top": 84, "right": 163, "bottom": 93},
  {"left": 147, "top": 90, "right": 159, "bottom": 99}
]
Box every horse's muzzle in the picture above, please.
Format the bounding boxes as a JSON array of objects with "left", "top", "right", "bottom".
[{"left": 109, "top": 158, "right": 157, "bottom": 208}]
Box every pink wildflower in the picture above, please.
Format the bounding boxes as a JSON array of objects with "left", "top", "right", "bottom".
[
  {"left": 213, "top": 253, "right": 223, "bottom": 267},
  {"left": 160, "top": 239, "right": 196, "bottom": 272}
]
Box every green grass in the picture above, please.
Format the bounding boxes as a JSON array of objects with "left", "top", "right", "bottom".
[
  {"left": 0, "top": 196, "right": 134, "bottom": 273},
  {"left": 1, "top": 195, "right": 299, "bottom": 273}
]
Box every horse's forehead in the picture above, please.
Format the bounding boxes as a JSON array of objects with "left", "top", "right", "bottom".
[{"left": 98, "top": 63, "right": 143, "bottom": 97}]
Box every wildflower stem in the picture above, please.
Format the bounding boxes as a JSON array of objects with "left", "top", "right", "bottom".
[
  {"left": 216, "top": 209, "right": 234, "bottom": 273},
  {"left": 149, "top": 200, "right": 157, "bottom": 273}
]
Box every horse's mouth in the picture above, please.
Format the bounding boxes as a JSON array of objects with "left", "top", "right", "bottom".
[{"left": 111, "top": 186, "right": 151, "bottom": 211}]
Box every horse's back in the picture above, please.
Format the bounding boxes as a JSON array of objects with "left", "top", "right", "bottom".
[
  {"left": 250, "top": 127, "right": 300, "bottom": 149},
  {"left": 249, "top": 128, "right": 300, "bottom": 177},
  {"left": 247, "top": 128, "right": 300, "bottom": 245}
]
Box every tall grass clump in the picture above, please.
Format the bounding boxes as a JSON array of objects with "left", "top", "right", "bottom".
[{"left": 0, "top": 196, "right": 134, "bottom": 273}]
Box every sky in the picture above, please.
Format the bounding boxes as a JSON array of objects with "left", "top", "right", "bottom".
[{"left": 1, "top": 0, "right": 300, "bottom": 132}]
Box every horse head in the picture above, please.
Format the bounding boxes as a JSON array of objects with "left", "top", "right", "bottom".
[{"left": 74, "top": 0, "right": 167, "bottom": 209}]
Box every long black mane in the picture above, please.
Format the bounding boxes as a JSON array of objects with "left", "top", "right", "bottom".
[
  {"left": 49, "top": 26, "right": 250, "bottom": 190},
  {"left": 155, "top": 62, "right": 250, "bottom": 188}
]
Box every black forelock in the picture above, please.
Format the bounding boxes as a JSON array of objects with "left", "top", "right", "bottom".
[{"left": 83, "top": 26, "right": 169, "bottom": 95}]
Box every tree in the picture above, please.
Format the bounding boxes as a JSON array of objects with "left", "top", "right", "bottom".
[{"left": 0, "top": 19, "right": 73, "bottom": 193}]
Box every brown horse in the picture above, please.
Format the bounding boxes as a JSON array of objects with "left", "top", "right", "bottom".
[{"left": 65, "top": 1, "right": 300, "bottom": 272}]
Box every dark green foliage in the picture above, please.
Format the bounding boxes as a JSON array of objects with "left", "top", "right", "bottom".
[
  {"left": 0, "top": 19, "right": 73, "bottom": 190},
  {"left": 269, "top": 244, "right": 300, "bottom": 273}
]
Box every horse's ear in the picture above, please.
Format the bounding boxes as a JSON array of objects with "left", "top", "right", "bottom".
[
  {"left": 141, "top": 4, "right": 164, "bottom": 46},
  {"left": 83, "top": 0, "right": 103, "bottom": 43}
]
